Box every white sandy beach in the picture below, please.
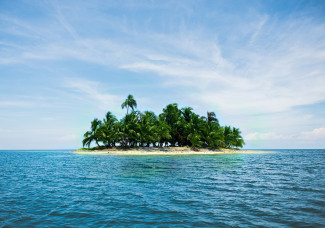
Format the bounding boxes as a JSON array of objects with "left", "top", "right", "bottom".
[{"left": 72, "top": 147, "right": 273, "bottom": 155}]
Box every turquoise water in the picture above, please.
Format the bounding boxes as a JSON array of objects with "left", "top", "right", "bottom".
[{"left": 0, "top": 150, "right": 324, "bottom": 227}]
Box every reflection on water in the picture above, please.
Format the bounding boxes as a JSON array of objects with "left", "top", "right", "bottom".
[{"left": 114, "top": 155, "right": 244, "bottom": 179}]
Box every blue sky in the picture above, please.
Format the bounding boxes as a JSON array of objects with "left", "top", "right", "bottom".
[{"left": 0, "top": 0, "right": 325, "bottom": 149}]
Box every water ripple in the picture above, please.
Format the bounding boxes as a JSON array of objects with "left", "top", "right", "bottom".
[{"left": 0, "top": 149, "right": 324, "bottom": 226}]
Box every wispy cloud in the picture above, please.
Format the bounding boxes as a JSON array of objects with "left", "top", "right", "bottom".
[
  {"left": 0, "top": 129, "right": 14, "bottom": 133},
  {"left": 2, "top": 7, "right": 324, "bottom": 115},
  {"left": 247, "top": 15, "right": 269, "bottom": 46},
  {"left": 299, "top": 127, "right": 325, "bottom": 140},
  {"left": 245, "top": 132, "right": 293, "bottom": 141},
  {"left": 65, "top": 78, "right": 122, "bottom": 111},
  {"left": 2, "top": 9, "right": 324, "bottom": 113},
  {"left": 0, "top": 6, "right": 325, "bottom": 117},
  {"left": 57, "top": 134, "right": 79, "bottom": 142},
  {"left": 40, "top": 117, "right": 55, "bottom": 121},
  {"left": 51, "top": 1, "right": 80, "bottom": 40},
  {"left": 246, "top": 127, "right": 325, "bottom": 142},
  {"left": 0, "top": 101, "right": 33, "bottom": 107}
]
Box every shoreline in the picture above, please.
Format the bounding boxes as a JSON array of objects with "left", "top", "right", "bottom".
[{"left": 71, "top": 147, "right": 273, "bottom": 155}]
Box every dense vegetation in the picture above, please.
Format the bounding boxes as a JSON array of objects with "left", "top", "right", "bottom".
[{"left": 82, "top": 95, "right": 245, "bottom": 150}]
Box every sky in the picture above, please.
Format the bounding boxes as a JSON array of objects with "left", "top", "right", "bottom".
[{"left": 0, "top": 0, "right": 325, "bottom": 149}]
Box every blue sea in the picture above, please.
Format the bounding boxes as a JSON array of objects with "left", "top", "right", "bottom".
[{"left": 0, "top": 149, "right": 324, "bottom": 227}]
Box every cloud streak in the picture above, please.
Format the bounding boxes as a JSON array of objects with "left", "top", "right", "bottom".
[
  {"left": 65, "top": 78, "right": 122, "bottom": 111},
  {"left": 0, "top": 101, "right": 33, "bottom": 107},
  {"left": 299, "top": 127, "right": 325, "bottom": 140},
  {"left": 3, "top": 14, "right": 324, "bottom": 115}
]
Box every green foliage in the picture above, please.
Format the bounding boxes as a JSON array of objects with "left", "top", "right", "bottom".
[
  {"left": 100, "top": 111, "right": 117, "bottom": 148},
  {"left": 82, "top": 94, "right": 245, "bottom": 149},
  {"left": 159, "top": 103, "right": 183, "bottom": 146},
  {"left": 82, "top": 118, "right": 102, "bottom": 148},
  {"left": 121, "top": 94, "right": 137, "bottom": 114},
  {"left": 154, "top": 119, "right": 171, "bottom": 147}
]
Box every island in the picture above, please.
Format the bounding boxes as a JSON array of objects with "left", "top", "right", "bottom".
[{"left": 75, "top": 95, "right": 270, "bottom": 155}]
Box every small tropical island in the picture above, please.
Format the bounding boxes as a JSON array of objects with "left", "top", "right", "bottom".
[{"left": 75, "top": 95, "right": 268, "bottom": 155}]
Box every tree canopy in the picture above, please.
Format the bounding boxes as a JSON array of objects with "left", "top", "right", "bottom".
[
  {"left": 82, "top": 95, "right": 245, "bottom": 150},
  {"left": 121, "top": 94, "right": 137, "bottom": 114}
]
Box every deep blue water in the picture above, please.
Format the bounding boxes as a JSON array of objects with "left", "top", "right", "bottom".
[{"left": 0, "top": 149, "right": 324, "bottom": 227}]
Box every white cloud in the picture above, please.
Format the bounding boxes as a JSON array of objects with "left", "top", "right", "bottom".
[
  {"left": 299, "top": 127, "right": 325, "bottom": 140},
  {"left": 249, "top": 15, "right": 269, "bottom": 45},
  {"left": 0, "top": 101, "right": 32, "bottom": 107},
  {"left": 41, "top": 117, "right": 55, "bottom": 121},
  {"left": 245, "top": 132, "right": 292, "bottom": 141},
  {"left": 0, "top": 129, "right": 14, "bottom": 133},
  {"left": 65, "top": 78, "right": 122, "bottom": 111},
  {"left": 121, "top": 20, "right": 325, "bottom": 115},
  {"left": 57, "top": 134, "right": 79, "bottom": 142},
  {"left": 246, "top": 128, "right": 325, "bottom": 142},
  {"left": 2, "top": 13, "right": 324, "bottom": 117}
]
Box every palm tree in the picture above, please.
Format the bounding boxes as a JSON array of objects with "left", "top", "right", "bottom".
[
  {"left": 139, "top": 111, "right": 157, "bottom": 147},
  {"left": 200, "top": 112, "right": 222, "bottom": 148},
  {"left": 187, "top": 132, "right": 202, "bottom": 149},
  {"left": 182, "top": 107, "right": 193, "bottom": 123},
  {"left": 224, "top": 126, "right": 233, "bottom": 148},
  {"left": 82, "top": 118, "right": 103, "bottom": 148},
  {"left": 160, "top": 103, "right": 183, "bottom": 146},
  {"left": 120, "top": 111, "right": 140, "bottom": 147},
  {"left": 101, "top": 111, "right": 118, "bottom": 148},
  {"left": 154, "top": 120, "right": 171, "bottom": 147},
  {"left": 121, "top": 94, "right": 137, "bottom": 114},
  {"left": 207, "top": 111, "right": 218, "bottom": 124},
  {"left": 205, "top": 123, "right": 224, "bottom": 148},
  {"left": 231, "top": 127, "right": 245, "bottom": 148},
  {"left": 114, "top": 121, "right": 126, "bottom": 147},
  {"left": 184, "top": 113, "right": 204, "bottom": 149}
]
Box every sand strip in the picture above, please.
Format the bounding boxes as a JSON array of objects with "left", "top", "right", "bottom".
[{"left": 71, "top": 147, "right": 273, "bottom": 155}]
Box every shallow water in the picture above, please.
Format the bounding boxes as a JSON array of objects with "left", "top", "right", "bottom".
[{"left": 0, "top": 149, "right": 324, "bottom": 227}]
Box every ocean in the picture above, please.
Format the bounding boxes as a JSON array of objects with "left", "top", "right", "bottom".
[{"left": 0, "top": 149, "right": 324, "bottom": 227}]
